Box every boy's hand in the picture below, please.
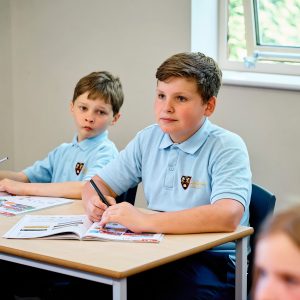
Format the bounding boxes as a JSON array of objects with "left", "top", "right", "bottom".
[
  {"left": 0, "top": 179, "right": 25, "bottom": 195},
  {"left": 99, "top": 202, "right": 148, "bottom": 233},
  {"left": 82, "top": 179, "right": 116, "bottom": 222},
  {"left": 88, "top": 194, "right": 116, "bottom": 223}
]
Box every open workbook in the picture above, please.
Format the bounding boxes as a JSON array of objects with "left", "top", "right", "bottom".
[
  {"left": 3, "top": 214, "right": 164, "bottom": 243},
  {"left": 0, "top": 196, "right": 73, "bottom": 216}
]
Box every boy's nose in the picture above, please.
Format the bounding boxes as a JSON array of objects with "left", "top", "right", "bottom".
[
  {"left": 85, "top": 115, "right": 94, "bottom": 123},
  {"left": 255, "top": 277, "right": 277, "bottom": 300},
  {"left": 163, "top": 99, "right": 174, "bottom": 113}
]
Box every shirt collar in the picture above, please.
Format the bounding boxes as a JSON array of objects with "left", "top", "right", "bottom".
[
  {"left": 72, "top": 130, "right": 108, "bottom": 150},
  {"left": 159, "top": 118, "right": 211, "bottom": 154}
]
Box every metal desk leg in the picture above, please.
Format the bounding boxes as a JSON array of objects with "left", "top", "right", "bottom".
[
  {"left": 235, "top": 237, "right": 247, "bottom": 300},
  {"left": 113, "top": 278, "right": 127, "bottom": 300}
]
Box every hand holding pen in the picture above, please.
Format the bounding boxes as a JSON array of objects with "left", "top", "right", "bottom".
[{"left": 89, "top": 179, "right": 111, "bottom": 207}]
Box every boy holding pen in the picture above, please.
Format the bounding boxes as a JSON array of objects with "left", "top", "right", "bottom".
[
  {"left": 82, "top": 52, "right": 252, "bottom": 299},
  {"left": 0, "top": 71, "right": 123, "bottom": 199}
]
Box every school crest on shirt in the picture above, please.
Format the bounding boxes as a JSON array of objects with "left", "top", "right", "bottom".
[
  {"left": 75, "top": 162, "right": 84, "bottom": 176},
  {"left": 181, "top": 176, "right": 192, "bottom": 190}
]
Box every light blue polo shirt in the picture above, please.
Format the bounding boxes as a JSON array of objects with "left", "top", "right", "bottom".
[
  {"left": 98, "top": 118, "right": 252, "bottom": 228},
  {"left": 24, "top": 131, "right": 118, "bottom": 183}
]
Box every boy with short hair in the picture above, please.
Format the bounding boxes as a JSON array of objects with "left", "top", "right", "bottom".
[
  {"left": 253, "top": 205, "right": 300, "bottom": 300},
  {"left": 0, "top": 71, "right": 123, "bottom": 199},
  {"left": 82, "top": 52, "right": 252, "bottom": 299}
]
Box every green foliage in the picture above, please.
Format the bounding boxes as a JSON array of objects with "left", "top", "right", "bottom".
[
  {"left": 257, "top": 0, "right": 300, "bottom": 46},
  {"left": 228, "top": 0, "right": 246, "bottom": 61},
  {"left": 228, "top": 0, "right": 300, "bottom": 62}
]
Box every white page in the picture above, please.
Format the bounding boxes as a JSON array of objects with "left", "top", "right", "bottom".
[
  {"left": 3, "top": 215, "right": 92, "bottom": 239},
  {"left": 0, "top": 196, "right": 73, "bottom": 216}
]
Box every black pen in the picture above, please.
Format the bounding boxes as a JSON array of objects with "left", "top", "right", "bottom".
[{"left": 90, "top": 179, "right": 111, "bottom": 207}]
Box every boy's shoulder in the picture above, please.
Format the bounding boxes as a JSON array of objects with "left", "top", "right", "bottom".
[
  {"left": 208, "top": 121, "right": 246, "bottom": 147},
  {"left": 136, "top": 123, "right": 162, "bottom": 137},
  {"left": 48, "top": 141, "right": 72, "bottom": 154},
  {"left": 132, "top": 124, "right": 164, "bottom": 147},
  {"left": 79, "top": 134, "right": 119, "bottom": 157}
]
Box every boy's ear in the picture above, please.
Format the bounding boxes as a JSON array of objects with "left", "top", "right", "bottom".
[
  {"left": 204, "top": 96, "right": 216, "bottom": 117},
  {"left": 111, "top": 113, "right": 121, "bottom": 125},
  {"left": 70, "top": 101, "right": 74, "bottom": 112}
]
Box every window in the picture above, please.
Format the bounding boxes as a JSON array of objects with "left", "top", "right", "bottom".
[{"left": 219, "top": 0, "right": 300, "bottom": 76}]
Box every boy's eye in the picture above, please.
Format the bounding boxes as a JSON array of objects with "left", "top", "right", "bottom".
[
  {"left": 177, "top": 96, "right": 187, "bottom": 102},
  {"left": 96, "top": 110, "right": 107, "bottom": 115},
  {"left": 256, "top": 267, "right": 266, "bottom": 279},
  {"left": 79, "top": 105, "right": 87, "bottom": 111},
  {"left": 282, "top": 275, "right": 300, "bottom": 286},
  {"left": 157, "top": 93, "right": 165, "bottom": 99}
]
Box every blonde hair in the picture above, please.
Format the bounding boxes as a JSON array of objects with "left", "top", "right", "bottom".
[
  {"left": 252, "top": 205, "right": 300, "bottom": 294},
  {"left": 256, "top": 205, "right": 300, "bottom": 248}
]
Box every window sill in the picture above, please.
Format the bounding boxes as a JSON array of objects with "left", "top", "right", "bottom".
[{"left": 222, "top": 70, "right": 300, "bottom": 91}]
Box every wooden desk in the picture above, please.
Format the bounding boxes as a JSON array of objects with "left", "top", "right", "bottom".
[{"left": 0, "top": 201, "right": 253, "bottom": 300}]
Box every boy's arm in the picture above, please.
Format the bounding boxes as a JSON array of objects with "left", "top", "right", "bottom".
[
  {"left": 143, "top": 199, "right": 244, "bottom": 233},
  {"left": 83, "top": 174, "right": 244, "bottom": 233},
  {"left": 0, "top": 180, "right": 86, "bottom": 199},
  {"left": 99, "top": 198, "right": 244, "bottom": 234},
  {"left": 0, "top": 171, "right": 29, "bottom": 182}
]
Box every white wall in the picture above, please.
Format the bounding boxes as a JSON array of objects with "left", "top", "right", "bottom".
[{"left": 1, "top": 0, "right": 299, "bottom": 210}]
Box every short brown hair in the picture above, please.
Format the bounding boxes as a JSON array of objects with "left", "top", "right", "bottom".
[
  {"left": 72, "top": 71, "right": 124, "bottom": 116},
  {"left": 156, "top": 52, "right": 222, "bottom": 103}
]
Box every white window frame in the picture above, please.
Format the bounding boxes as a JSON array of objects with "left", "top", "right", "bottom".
[
  {"left": 243, "top": 0, "right": 300, "bottom": 65},
  {"left": 191, "top": 0, "right": 300, "bottom": 90},
  {"left": 218, "top": 0, "right": 300, "bottom": 76}
]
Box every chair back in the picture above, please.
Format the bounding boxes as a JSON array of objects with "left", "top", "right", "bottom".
[
  {"left": 115, "top": 185, "right": 138, "bottom": 205},
  {"left": 248, "top": 183, "right": 276, "bottom": 296}
]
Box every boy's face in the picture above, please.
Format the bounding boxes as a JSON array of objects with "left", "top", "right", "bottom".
[
  {"left": 154, "top": 77, "right": 215, "bottom": 143},
  {"left": 254, "top": 233, "right": 300, "bottom": 300},
  {"left": 70, "top": 91, "right": 120, "bottom": 142}
]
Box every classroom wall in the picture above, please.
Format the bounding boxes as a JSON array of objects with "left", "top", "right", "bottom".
[
  {"left": 0, "top": 0, "right": 13, "bottom": 170},
  {"left": 1, "top": 0, "right": 299, "bottom": 210},
  {"left": 212, "top": 85, "right": 300, "bottom": 211},
  {"left": 3, "top": 0, "right": 191, "bottom": 207}
]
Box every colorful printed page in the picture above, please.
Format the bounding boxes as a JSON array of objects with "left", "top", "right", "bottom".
[
  {"left": 3, "top": 214, "right": 164, "bottom": 243},
  {"left": 83, "top": 222, "right": 164, "bottom": 243},
  {"left": 0, "top": 196, "right": 73, "bottom": 216}
]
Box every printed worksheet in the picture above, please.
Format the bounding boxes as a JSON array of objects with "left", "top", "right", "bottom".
[
  {"left": 3, "top": 214, "right": 164, "bottom": 243},
  {"left": 0, "top": 196, "right": 73, "bottom": 216}
]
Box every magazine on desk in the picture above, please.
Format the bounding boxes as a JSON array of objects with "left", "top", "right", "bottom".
[
  {"left": 3, "top": 214, "right": 164, "bottom": 243},
  {"left": 0, "top": 196, "right": 73, "bottom": 217}
]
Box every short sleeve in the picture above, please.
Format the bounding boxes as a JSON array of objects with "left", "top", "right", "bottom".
[
  {"left": 209, "top": 134, "right": 252, "bottom": 208},
  {"left": 23, "top": 148, "right": 57, "bottom": 183},
  {"left": 97, "top": 133, "right": 143, "bottom": 195}
]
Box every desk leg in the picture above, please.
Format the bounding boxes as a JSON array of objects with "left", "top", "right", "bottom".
[
  {"left": 113, "top": 278, "right": 127, "bottom": 300},
  {"left": 235, "top": 237, "right": 247, "bottom": 300}
]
